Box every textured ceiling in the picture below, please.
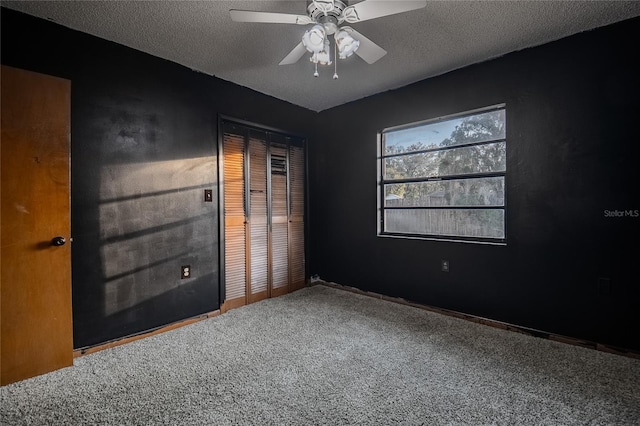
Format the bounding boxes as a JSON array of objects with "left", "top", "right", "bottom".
[{"left": 4, "top": 1, "right": 640, "bottom": 112}]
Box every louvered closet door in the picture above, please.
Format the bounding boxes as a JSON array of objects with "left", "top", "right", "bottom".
[
  {"left": 222, "top": 121, "right": 305, "bottom": 312},
  {"left": 248, "top": 135, "right": 269, "bottom": 302},
  {"left": 223, "top": 133, "right": 247, "bottom": 309},
  {"left": 289, "top": 145, "right": 306, "bottom": 291},
  {"left": 270, "top": 143, "right": 289, "bottom": 296}
]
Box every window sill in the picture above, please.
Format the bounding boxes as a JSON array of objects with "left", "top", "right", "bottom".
[{"left": 377, "top": 233, "right": 507, "bottom": 246}]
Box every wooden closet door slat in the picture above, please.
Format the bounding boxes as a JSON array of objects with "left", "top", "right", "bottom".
[
  {"left": 249, "top": 139, "right": 268, "bottom": 296},
  {"left": 223, "top": 133, "right": 247, "bottom": 302},
  {"left": 289, "top": 145, "right": 305, "bottom": 288}
]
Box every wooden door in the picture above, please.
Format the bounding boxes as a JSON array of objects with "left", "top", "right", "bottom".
[
  {"left": 288, "top": 145, "right": 306, "bottom": 291},
  {"left": 1, "top": 65, "right": 73, "bottom": 386},
  {"left": 221, "top": 132, "right": 247, "bottom": 312},
  {"left": 248, "top": 136, "right": 269, "bottom": 302}
]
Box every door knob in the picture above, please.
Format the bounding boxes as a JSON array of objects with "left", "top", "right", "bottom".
[{"left": 51, "top": 236, "right": 66, "bottom": 246}]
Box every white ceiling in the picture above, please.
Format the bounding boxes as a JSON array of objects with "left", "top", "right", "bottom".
[{"left": 4, "top": 1, "right": 640, "bottom": 112}]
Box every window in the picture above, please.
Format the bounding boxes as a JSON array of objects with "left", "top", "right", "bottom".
[{"left": 378, "top": 105, "right": 506, "bottom": 243}]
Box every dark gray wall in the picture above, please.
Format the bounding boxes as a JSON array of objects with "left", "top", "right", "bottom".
[
  {"left": 309, "top": 17, "right": 640, "bottom": 351},
  {"left": 1, "top": 8, "right": 316, "bottom": 348},
  {"left": 3, "top": 7, "right": 639, "bottom": 353}
]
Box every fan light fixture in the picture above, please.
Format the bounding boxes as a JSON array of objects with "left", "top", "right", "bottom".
[
  {"left": 335, "top": 29, "right": 360, "bottom": 59},
  {"left": 305, "top": 27, "right": 359, "bottom": 78},
  {"left": 311, "top": 39, "right": 332, "bottom": 65},
  {"left": 310, "top": 39, "right": 332, "bottom": 78},
  {"left": 302, "top": 24, "right": 326, "bottom": 53}
]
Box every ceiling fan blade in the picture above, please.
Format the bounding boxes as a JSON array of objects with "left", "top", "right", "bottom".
[
  {"left": 230, "top": 9, "right": 313, "bottom": 25},
  {"left": 279, "top": 42, "right": 308, "bottom": 65},
  {"left": 342, "top": 0, "right": 427, "bottom": 23},
  {"left": 342, "top": 27, "right": 387, "bottom": 64}
]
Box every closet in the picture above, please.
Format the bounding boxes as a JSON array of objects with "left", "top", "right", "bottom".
[{"left": 221, "top": 120, "right": 306, "bottom": 310}]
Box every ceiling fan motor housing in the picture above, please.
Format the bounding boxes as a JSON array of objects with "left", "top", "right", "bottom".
[
  {"left": 318, "top": 15, "right": 339, "bottom": 35},
  {"left": 307, "top": 0, "right": 347, "bottom": 25}
]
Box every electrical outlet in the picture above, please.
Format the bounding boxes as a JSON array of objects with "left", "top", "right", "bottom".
[
  {"left": 181, "top": 265, "right": 191, "bottom": 279},
  {"left": 441, "top": 260, "right": 450, "bottom": 273},
  {"left": 204, "top": 189, "right": 213, "bottom": 202}
]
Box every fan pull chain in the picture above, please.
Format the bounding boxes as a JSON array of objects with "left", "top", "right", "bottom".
[
  {"left": 333, "top": 37, "right": 339, "bottom": 80},
  {"left": 314, "top": 61, "right": 319, "bottom": 77}
]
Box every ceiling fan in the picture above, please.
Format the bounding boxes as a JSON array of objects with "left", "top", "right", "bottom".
[{"left": 230, "top": 0, "right": 427, "bottom": 78}]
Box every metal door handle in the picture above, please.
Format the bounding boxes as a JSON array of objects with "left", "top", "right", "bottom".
[{"left": 51, "top": 236, "right": 66, "bottom": 246}]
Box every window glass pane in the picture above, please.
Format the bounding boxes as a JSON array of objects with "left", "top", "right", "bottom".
[
  {"left": 384, "top": 109, "right": 505, "bottom": 155},
  {"left": 385, "top": 209, "right": 505, "bottom": 239},
  {"left": 385, "top": 177, "right": 504, "bottom": 207},
  {"left": 384, "top": 141, "right": 505, "bottom": 179}
]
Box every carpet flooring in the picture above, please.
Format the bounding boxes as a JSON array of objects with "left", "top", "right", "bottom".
[{"left": 1, "top": 284, "right": 639, "bottom": 425}]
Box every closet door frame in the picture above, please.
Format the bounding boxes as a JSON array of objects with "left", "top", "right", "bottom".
[{"left": 218, "top": 115, "right": 308, "bottom": 309}]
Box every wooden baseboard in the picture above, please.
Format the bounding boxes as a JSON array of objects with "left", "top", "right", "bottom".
[
  {"left": 316, "top": 281, "right": 640, "bottom": 360},
  {"left": 74, "top": 282, "right": 312, "bottom": 358},
  {"left": 73, "top": 310, "right": 220, "bottom": 358}
]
